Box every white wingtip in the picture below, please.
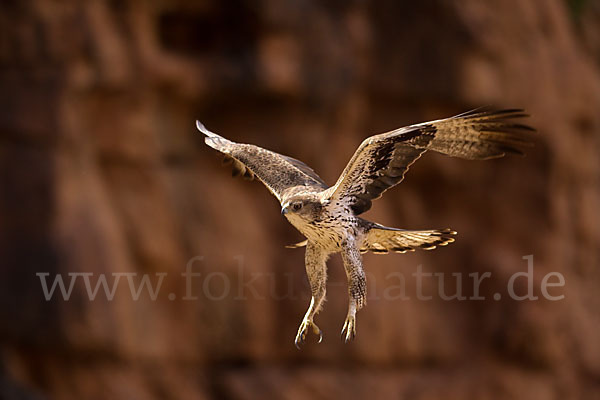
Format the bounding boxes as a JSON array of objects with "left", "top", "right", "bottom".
[{"left": 196, "top": 120, "right": 219, "bottom": 138}]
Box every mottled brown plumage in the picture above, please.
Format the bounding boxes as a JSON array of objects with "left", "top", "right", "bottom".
[
  {"left": 324, "top": 108, "right": 534, "bottom": 214},
  {"left": 198, "top": 108, "right": 534, "bottom": 347}
]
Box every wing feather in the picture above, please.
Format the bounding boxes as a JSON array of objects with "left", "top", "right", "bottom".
[
  {"left": 326, "top": 109, "right": 534, "bottom": 214},
  {"left": 198, "top": 121, "right": 327, "bottom": 203}
]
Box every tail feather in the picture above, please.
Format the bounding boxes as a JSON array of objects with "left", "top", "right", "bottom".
[
  {"left": 361, "top": 225, "right": 456, "bottom": 254},
  {"left": 285, "top": 227, "right": 456, "bottom": 253}
]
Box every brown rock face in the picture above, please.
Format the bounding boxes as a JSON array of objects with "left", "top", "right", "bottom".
[{"left": 1, "top": 1, "right": 599, "bottom": 399}]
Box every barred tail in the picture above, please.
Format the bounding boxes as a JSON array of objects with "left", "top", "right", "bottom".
[{"left": 361, "top": 225, "right": 456, "bottom": 254}]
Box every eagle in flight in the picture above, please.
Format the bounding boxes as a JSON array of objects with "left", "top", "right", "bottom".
[{"left": 197, "top": 108, "right": 533, "bottom": 348}]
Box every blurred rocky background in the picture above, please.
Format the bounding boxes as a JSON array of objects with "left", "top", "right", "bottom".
[{"left": 1, "top": 0, "right": 600, "bottom": 399}]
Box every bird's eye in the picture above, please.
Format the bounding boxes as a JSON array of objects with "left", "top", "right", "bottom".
[{"left": 293, "top": 202, "right": 302, "bottom": 211}]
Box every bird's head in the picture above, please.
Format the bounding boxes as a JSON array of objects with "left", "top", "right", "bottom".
[{"left": 281, "top": 194, "right": 325, "bottom": 222}]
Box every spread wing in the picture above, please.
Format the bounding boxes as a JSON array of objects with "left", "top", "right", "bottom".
[
  {"left": 325, "top": 109, "right": 535, "bottom": 214},
  {"left": 198, "top": 121, "right": 327, "bottom": 204}
]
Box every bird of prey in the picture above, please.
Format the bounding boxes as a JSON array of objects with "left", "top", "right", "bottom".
[{"left": 197, "top": 108, "right": 533, "bottom": 348}]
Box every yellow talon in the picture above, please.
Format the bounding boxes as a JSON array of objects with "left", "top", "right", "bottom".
[{"left": 340, "top": 315, "right": 356, "bottom": 343}]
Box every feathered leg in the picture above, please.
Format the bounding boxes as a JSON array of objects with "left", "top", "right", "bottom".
[
  {"left": 340, "top": 239, "right": 366, "bottom": 343},
  {"left": 295, "top": 242, "right": 329, "bottom": 348}
]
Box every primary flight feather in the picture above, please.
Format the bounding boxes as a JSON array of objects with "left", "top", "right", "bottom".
[{"left": 198, "top": 108, "right": 534, "bottom": 348}]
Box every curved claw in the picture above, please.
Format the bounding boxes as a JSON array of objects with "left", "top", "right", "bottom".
[
  {"left": 314, "top": 325, "right": 323, "bottom": 344},
  {"left": 295, "top": 319, "right": 323, "bottom": 349},
  {"left": 341, "top": 315, "right": 356, "bottom": 343}
]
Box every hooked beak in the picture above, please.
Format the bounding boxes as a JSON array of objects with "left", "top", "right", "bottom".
[{"left": 281, "top": 205, "right": 289, "bottom": 215}]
